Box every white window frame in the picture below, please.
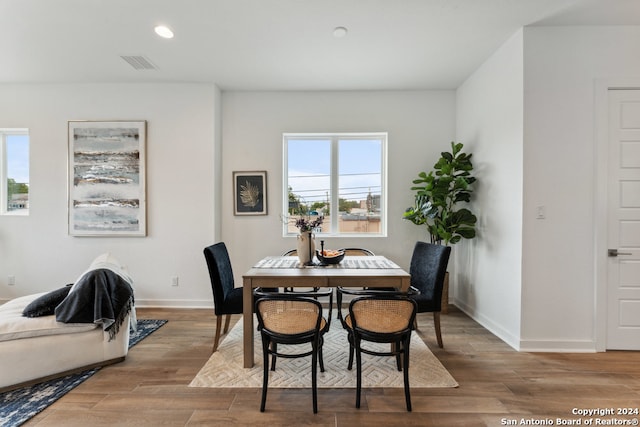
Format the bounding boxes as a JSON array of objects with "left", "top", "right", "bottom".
[
  {"left": 1, "top": 128, "right": 29, "bottom": 215},
  {"left": 283, "top": 132, "right": 388, "bottom": 237}
]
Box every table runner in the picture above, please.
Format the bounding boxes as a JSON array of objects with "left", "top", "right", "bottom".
[{"left": 252, "top": 256, "right": 401, "bottom": 269}]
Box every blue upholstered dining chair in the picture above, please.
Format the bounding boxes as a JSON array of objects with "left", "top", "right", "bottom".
[
  {"left": 408, "top": 241, "right": 451, "bottom": 348},
  {"left": 203, "top": 242, "right": 243, "bottom": 353}
]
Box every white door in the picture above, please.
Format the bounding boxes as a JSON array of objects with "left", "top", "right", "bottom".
[{"left": 607, "top": 89, "right": 640, "bottom": 350}]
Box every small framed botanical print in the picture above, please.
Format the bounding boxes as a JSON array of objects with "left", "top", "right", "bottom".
[{"left": 233, "top": 171, "right": 267, "bottom": 216}]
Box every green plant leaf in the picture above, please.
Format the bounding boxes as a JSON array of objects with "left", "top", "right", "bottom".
[{"left": 403, "top": 142, "right": 477, "bottom": 244}]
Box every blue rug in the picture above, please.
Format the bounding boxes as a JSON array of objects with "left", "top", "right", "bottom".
[{"left": 0, "top": 319, "right": 167, "bottom": 427}]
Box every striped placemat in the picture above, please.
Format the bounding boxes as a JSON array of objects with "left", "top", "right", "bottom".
[
  {"left": 253, "top": 257, "right": 401, "bottom": 269},
  {"left": 253, "top": 257, "right": 299, "bottom": 268}
]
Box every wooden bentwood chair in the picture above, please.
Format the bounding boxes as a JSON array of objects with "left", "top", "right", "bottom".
[
  {"left": 334, "top": 247, "right": 375, "bottom": 319},
  {"left": 253, "top": 287, "right": 333, "bottom": 414},
  {"left": 347, "top": 293, "right": 417, "bottom": 411}
]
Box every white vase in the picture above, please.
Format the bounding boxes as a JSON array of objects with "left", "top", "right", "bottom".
[{"left": 296, "top": 231, "right": 316, "bottom": 265}]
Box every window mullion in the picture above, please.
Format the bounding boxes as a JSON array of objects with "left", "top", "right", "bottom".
[
  {"left": 330, "top": 137, "right": 339, "bottom": 233},
  {"left": 1, "top": 133, "right": 7, "bottom": 214}
]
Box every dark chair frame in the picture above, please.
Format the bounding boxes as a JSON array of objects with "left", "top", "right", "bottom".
[
  {"left": 337, "top": 247, "right": 375, "bottom": 256},
  {"left": 254, "top": 289, "right": 332, "bottom": 413},
  {"left": 337, "top": 287, "right": 417, "bottom": 370},
  {"left": 255, "top": 287, "right": 333, "bottom": 372},
  {"left": 348, "top": 294, "right": 417, "bottom": 411}
]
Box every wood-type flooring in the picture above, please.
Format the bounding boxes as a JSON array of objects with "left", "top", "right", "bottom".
[{"left": 25, "top": 306, "right": 640, "bottom": 426}]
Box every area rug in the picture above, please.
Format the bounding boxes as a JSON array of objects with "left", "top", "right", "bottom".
[
  {"left": 0, "top": 319, "right": 167, "bottom": 427},
  {"left": 189, "top": 316, "right": 457, "bottom": 389}
]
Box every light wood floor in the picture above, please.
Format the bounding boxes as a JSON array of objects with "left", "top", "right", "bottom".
[{"left": 26, "top": 306, "right": 640, "bottom": 427}]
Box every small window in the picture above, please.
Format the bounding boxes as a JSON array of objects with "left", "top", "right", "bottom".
[
  {"left": 1, "top": 129, "right": 29, "bottom": 215},
  {"left": 283, "top": 132, "right": 387, "bottom": 237}
]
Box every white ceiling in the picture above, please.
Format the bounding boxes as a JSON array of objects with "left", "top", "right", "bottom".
[{"left": 1, "top": 0, "right": 637, "bottom": 91}]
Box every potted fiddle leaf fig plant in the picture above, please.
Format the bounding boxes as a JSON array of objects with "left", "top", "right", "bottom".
[
  {"left": 403, "top": 141, "right": 477, "bottom": 313},
  {"left": 403, "top": 141, "right": 477, "bottom": 245}
]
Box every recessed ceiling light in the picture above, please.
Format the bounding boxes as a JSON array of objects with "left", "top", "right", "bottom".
[
  {"left": 154, "top": 25, "right": 174, "bottom": 39},
  {"left": 333, "top": 26, "right": 348, "bottom": 38}
]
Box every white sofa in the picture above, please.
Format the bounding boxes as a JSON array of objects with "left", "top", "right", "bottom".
[
  {"left": 0, "top": 253, "right": 135, "bottom": 391},
  {"left": 0, "top": 292, "right": 131, "bottom": 391}
]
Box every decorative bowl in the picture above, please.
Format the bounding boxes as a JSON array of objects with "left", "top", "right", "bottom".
[{"left": 316, "top": 249, "right": 345, "bottom": 265}]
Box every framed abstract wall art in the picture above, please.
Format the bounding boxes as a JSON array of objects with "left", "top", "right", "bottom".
[
  {"left": 68, "top": 120, "right": 147, "bottom": 236},
  {"left": 233, "top": 171, "right": 267, "bottom": 215}
]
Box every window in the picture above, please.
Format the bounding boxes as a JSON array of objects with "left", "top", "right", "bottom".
[
  {"left": 1, "top": 129, "right": 29, "bottom": 215},
  {"left": 283, "top": 132, "right": 387, "bottom": 236}
]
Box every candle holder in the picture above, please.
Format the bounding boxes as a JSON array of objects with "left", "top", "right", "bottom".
[{"left": 317, "top": 240, "right": 327, "bottom": 266}]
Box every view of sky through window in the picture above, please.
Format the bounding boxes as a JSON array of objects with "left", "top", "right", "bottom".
[
  {"left": 287, "top": 138, "right": 381, "bottom": 206},
  {"left": 7, "top": 135, "right": 29, "bottom": 184},
  {"left": 285, "top": 133, "right": 386, "bottom": 236}
]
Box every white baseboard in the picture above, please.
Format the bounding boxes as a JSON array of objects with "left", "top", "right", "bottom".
[
  {"left": 453, "top": 298, "right": 521, "bottom": 350},
  {"left": 134, "top": 298, "right": 214, "bottom": 309},
  {"left": 518, "top": 340, "right": 596, "bottom": 353},
  {"left": 453, "top": 297, "right": 597, "bottom": 353}
]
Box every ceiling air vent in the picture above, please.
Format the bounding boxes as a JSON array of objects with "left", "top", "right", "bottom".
[{"left": 120, "top": 55, "right": 158, "bottom": 70}]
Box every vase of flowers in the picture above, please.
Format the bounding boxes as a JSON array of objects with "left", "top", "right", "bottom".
[{"left": 294, "top": 216, "right": 323, "bottom": 265}]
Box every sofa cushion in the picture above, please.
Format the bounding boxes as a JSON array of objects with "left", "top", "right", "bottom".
[
  {"left": 22, "top": 284, "right": 72, "bottom": 317},
  {"left": 0, "top": 293, "right": 97, "bottom": 342}
]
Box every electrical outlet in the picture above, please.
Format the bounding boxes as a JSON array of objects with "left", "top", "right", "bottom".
[
  {"left": 171, "top": 276, "right": 179, "bottom": 287},
  {"left": 8, "top": 275, "right": 15, "bottom": 286}
]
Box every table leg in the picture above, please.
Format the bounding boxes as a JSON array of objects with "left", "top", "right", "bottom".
[
  {"left": 243, "top": 278, "right": 254, "bottom": 368},
  {"left": 400, "top": 276, "right": 410, "bottom": 292}
]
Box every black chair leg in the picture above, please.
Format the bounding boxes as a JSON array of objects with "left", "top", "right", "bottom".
[
  {"left": 355, "top": 337, "right": 362, "bottom": 409},
  {"left": 347, "top": 332, "right": 355, "bottom": 370},
  {"left": 270, "top": 343, "right": 277, "bottom": 371},
  {"left": 260, "top": 337, "right": 270, "bottom": 412},
  {"left": 403, "top": 334, "right": 412, "bottom": 412},
  {"left": 312, "top": 341, "right": 318, "bottom": 414},
  {"left": 318, "top": 337, "right": 325, "bottom": 372}
]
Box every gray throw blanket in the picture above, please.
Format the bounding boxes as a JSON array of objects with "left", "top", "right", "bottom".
[{"left": 55, "top": 268, "right": 134, "bottom": 341}]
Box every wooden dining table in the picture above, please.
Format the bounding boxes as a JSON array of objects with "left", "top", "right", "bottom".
[{"left": 241, "top": 255, "right": 411, "bottom": 368}]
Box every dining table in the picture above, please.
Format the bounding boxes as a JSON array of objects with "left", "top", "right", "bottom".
[{"left": 241, "top": 255, "right": 411, "bottom": 368}]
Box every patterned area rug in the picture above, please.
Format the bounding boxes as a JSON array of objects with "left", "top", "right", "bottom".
[
  {"left": 0, "top": 319, "right": 167, "bottom": 427},
  {"left": 190, "top": 316, "right": 458, "bottom": 389}
]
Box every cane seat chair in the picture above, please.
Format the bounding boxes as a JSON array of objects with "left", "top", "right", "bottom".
[
  {"left": 282, "top": 248, "right": 319, "bottom": 292},
  {"left": 334, "top": 247, "right": 376, "bottom": 321},
  {"left": 253, "top": 288, "right": 333, "bottom": 413},
  {"left": 255, "top": 287, "right": 333, "bottom": 372},
  {"left": 337, "top": 287, "right": 417, "bottom": 371},
  {"left": 338, "top": 247, "right": 375, "bottom": 256},
  {"left": 347, "top": 294, "right": 417, "bottom": 411}
]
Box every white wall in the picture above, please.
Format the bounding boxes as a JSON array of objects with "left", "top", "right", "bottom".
[
  {"left": 0, "top": 83, "right": 220, "bottom": 307},
  {"left": 455, "top": 30, "right": 524, "bottom": 349},
  {"left": 220, "top": 91, "right": 456, "bottom": 284},
  {"left": 521, "top": 26, "right": 640, "bottom": 351}
]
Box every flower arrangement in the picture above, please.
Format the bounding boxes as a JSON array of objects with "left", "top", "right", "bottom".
[{"left": 294, "top": 216, "right": 323, "bottom": 233}]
